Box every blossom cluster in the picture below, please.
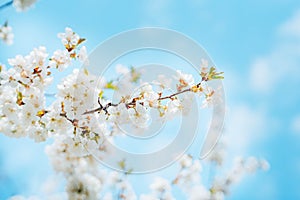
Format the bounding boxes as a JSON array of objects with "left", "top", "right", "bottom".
[
  {"left": 13, "top": 0, "right": 37, "bottom": 11},
  {"left": 0, "top": 28, "right": 269, "bottom": 200},
  {"left": 0, "top": 0, "right": 38, "bottom": 45},
  {"left": 0, "top": 27, "right": 87, "bottom": 142},
  {"left": 0, "top": 22, "right": 14, "bottom": 45},
  {"left": 138, "top": 151, "right": 269, "bottom": 200}
]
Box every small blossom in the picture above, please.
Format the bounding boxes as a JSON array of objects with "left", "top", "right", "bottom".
[
  {"left": 150, "top": 177, "right": 171, "bottom": 193},
  {"left": 175, "top": 70, "right": 194, "bottom": 88},
  {"left": 245, "top": 156, "right": 259, "bottom": 173},
  {"left": 153, "top": 74, "right": 172, "bottom": 91},
  {"left": 188, "top": 185, "right": 210, "bottom": 200},
  {"left": 49, "top": 49, "right": 72, "bottom": 71},
  {"left": 78, "top": 46, "right": 89, "bottom": 65},
  {"left": 260, "top": 159, "right": 270, "bottom": 171},
  {"left": 116, "top": 64, "right": 130, "bottom": 75},
  {"left": 13, "top": 0, "right": 37, "bottom": 11},
  {"left": 58, "top": 27, "right": 80, "bottom": 46},
  {"left": 164, "top": 99, "right": 182, "bottom": 119},
  {"left": 0, "top": 25, "right": 14, "bottom": 45},
  {"left": 179, "top": 154, "right": 193, "bottom": 168},
  {"left": 128, "top": 103, "right": 150, "bottom": 128}
]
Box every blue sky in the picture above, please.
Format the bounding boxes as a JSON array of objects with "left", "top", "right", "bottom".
[{"left": 1, "top": 0, "right": 300, "bottom": 199}]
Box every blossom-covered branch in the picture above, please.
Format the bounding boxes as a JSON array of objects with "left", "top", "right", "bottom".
[
  {"left": 82, "top": 67, "right": 223, "bottom": 116},
  {"left": 0, "top": 28, "right": 269, "bottom": 200},
  {"left": 0, "top": 22, "right": 13, "bottom": 45}
]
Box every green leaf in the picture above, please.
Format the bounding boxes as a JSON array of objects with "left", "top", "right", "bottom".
[
  {"left": 105, "top": 80, "right": 118, "bottom": 90},
  {"left": 16, "top": 91, "right": 24, "bottom": 106},
  {"left": 98, "top": 91, "right": 104, "bottom": 99},
  {"left": 130, "top": 66, "right": 141, "bottom": 83},
  {"left": 125, "top": 168, "right": 133, "bottom": 175},
  {"left": 118, "top": 159, "right": 126, "bottom": 170},
  {"left": 83, "top": 68, "right": 89, "bottom": 76},
  {"left": 207, "top": 67, "right": 224, "bottom": 80}
]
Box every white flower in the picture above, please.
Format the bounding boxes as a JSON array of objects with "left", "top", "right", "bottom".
[
  {"left": 188, "top": 185, "right": 210, "bottom": 200},
  {"left": 128, "top": 103, "right": 149, "bottom": 128},
  {"left": 8, "top": 47, "right": 49, "bottom": 83},
  {"left": 260, "top": 159, "right": 270, "bottom": 171},
  {"left": 175, "top": 70, "right": 194, "bottom": 87},
  {"left": 78, "top": 46, "right": 89, "bottom": 65},
  {"left": 83, "top": 173, "right": 102, "bottom": 192},
  {"left": 179, "top": 154, "right": 193, "bottom": 168},
  {"left": 7, "top": 47, "right": 52, "bottom": 88},
  {"left": 180, "top": 93, "right": 194, "bottom": 115},
  {"left": 27, "top": 125, "right": 48, "bottom": 142},
  {"left": 139, "top": 83, "right": 153, "bottom": 94},
  {"left": 13, "top": 0, "right": 37, "bottom": 11},
  {"left": 0, "top": 25, "right": 14, "bottom": 45},
  {"left": 2, "top": 103, "right": 19, "bottom": 122},
  {"left": 150, "top": 177, "right": 171, "bottom": 193},
  {"left": 139, "top": 83, "right": 159, "bottom": 107},
  {"left": 143, "top": 91, "right": 159, "bottom": 107},
  {"left": 207, "top": 142, "right": 226, "bottom": 166},
  {"left": 164, "top": 99, "right": 182, "bottom": 119},
  {"left": 153, "top": 74, "right": 172, "bottom": 91},
  {"left": 56, "top": 68, "right": 103, "bottom": 118},
  {"left": 43, "top": 104, "right": 72, "bottom": 136},
  {"left": 116, "top": 64, "right": 130, "bottom": 75},
  {"left": 245, "top": 157, "right": 259, "bottom": 173},
  {"left": 58, "top": 27, "right": 80, "bottom": 46},
  {"left": 107, "top": 171, "right": 122, "bottom": 186},
  {"left": 107, "top": 103, "right": 130, "bottom": 123},
  {"left": 212, "top": 191, "right": 225, "bottom": 200},
  {"left": 21, "top": 103, "right": 39, "bottom": 125},
  {"left": 116, "top": 76, "right": 135, "bottom": 96},
  {"left": 148, "top": 177, "right": 174, "bottom": 200},
  {"left": 23, "top": 87, "right": 45, "bottom": 108},
  {"left": 49, "top": 49, "right": 71, "bottom": 71},
  {"left": 0, "top": 64, "right": 8, "bottom": 85},
  {"left": 27, "top": 46, "right": 48, "bottom": 68},
  {"left": 177, "top": 160, "right": 202, "bottom": 187}
]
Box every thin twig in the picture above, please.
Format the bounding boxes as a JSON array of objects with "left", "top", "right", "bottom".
[
  {"left": 83, "top": 80, "right": 204, "bottom": 115},
  {"left": 158, "top": 88, "right": 191, "bottom": 100}
]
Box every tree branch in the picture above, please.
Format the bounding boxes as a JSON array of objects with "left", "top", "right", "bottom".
[
  {"left": 158, "top": 88, "right": 191, "bottom": 101},
  {"left": 0, "top": 1, "right": 13, "bottom": 11},
  {"left": 82, "top": 80, "right": 204, "bottom": 115}
]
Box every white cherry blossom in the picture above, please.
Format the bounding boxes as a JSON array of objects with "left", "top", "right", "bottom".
[
  {"left": 49, "top": 49, "right": 71, "bottom": 71},
  {"left": 116, "top": 64, "right": 130, "bottom": 75},
  {"left": 150, "top": 177, "right": 172, "bottom": 193},
  {"left": 13, "top": 0, "right": 37, "bottom": 11},
  {"left": 78, "top": 46, "right": 89, "bottom": 65},
  {"left": 128, "top": 102, "right": 150, "bottom": 128},
  {"left": 58, "top": 27, "right": 80, "bottom": 46},
  {"left": 0, "top": 25, "right": 14, "bottom": 45},
  {"left": 175, "top": 70, "right": 195, "bottom": 88}
]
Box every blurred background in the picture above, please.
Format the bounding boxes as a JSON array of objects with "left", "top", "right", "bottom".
[{"left": 1, "top": 0, "right": 300, "bottom": 199}]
